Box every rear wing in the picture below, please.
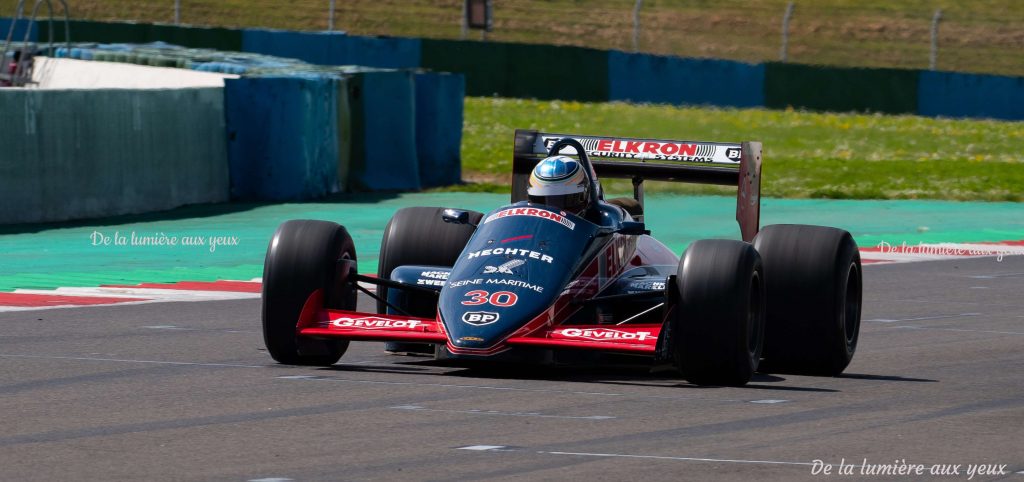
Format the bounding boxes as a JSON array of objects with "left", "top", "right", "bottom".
[{"left": 512, "top": 129, "right": 762, "bottom": 242}]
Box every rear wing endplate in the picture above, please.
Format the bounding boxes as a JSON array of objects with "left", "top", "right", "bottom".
[{"left": 512, "top": 129, "right": 762, "bottom": 242}]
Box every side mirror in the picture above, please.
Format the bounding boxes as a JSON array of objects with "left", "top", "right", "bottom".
[
  {"left": 441, "top": 208, "right": 472, "bottom": 225},
  {"left": 617, "top": 221, "right": 650, "bottom": 236}
]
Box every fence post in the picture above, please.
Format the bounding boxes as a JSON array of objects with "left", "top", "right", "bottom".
[
  {"left": 328, "top": 0, "right": 336, "bottom": 31},
  {"left": 461, "top": 0, "right": 467, "bottom": 40},
  {"left": 780, "top": 1, "right": 795, "bottom": 62},
  {"left": 632, "top": 0, "right": 643, "bottom": 52},
  {"left": 174, "top": 0, "right": 180, "bottom": 25},
  {"left": 929, "top": 9, "right": 942, "bottom": 70},
  {"left": 481, "top": 0, "right": 491, "bottom": 41}
]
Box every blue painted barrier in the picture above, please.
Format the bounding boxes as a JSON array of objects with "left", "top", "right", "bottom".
[
  {"left": 224, "top": 75, "right": 344, "bottom": 201},
  {"left": 0, "top": 17, "right": 38, "bottom": 43},
  {"left": 241, "top": 29, "right": 342, "bottom": 66},
  {"left": 348, "top": 71, "right": 421, "bottom": 191},
  {"left": 608, "top": 51, "right": 765, "bottom": 108},
  {"left": 918, "top": 71, "right": 1024, "bottom": 121},
  {"left": 415, "top": 72, "right": 465, "bottom": 188},
  {"left": 242, "top": 29, "right": 421, "bottom": 69},
  {"left": 340, "top": 34, "right": 421, "bottom": 69},
  {"left": 192, "top": 61, "right": 247, "bottom": 75}
]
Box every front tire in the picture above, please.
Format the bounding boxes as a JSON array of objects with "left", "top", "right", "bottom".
[
  {"left": 753, "top": 224, "right": 862, "bottom": 376},
  {"left": 673, "top": 239, "right": 765, "bottom": 386},
  {"left": 262, "top": 220, "right": 355, "bottom": 365},
  {"left": 377, "top": 207, "right": 482, "bottom": 353}
]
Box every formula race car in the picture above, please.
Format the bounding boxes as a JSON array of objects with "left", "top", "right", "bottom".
[{"left": 261, "top": 130, "right": 862, "bottom": 386}]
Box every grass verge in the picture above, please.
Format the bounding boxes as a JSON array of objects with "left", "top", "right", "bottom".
[{"left": 455, "top": 97, "right": 1024, "bottom": 202}]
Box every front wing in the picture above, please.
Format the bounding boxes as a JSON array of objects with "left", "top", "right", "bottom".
[{"left": 298, "top": 308, "right": 661, "bottom": 355}]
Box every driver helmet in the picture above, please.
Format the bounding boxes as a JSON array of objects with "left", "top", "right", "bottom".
[{"left": 527, "top": 155, "right": 590, "bottom": 215}]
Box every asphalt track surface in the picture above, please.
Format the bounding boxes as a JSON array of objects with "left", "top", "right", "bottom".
[{"left": 2, "top": 257, "right": 1022, "bottom": 481}]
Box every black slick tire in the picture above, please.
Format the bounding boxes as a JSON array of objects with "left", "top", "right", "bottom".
[
  {"left": 673, "top": 239, "right": 765, "bottom": 386},
  {"left": 753, "top": 224, "right": 862, "bottom": 376},
  {"left": 377, "top": 207, "right": 482, "bottom": 353},
  {"left": 262, "top": 219, "right": 355, "bottom": 366}
]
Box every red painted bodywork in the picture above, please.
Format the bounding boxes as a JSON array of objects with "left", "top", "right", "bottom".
[{"left": 295, "top": 234, "right": 677, "bottom": 357}]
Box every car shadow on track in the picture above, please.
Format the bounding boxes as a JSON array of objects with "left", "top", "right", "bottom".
[
  {"left": 319, "top": 359, "right": 853, "bottom": 392},
  {"left": 837, "top": 373, "right": 938, "bottom": 383}
]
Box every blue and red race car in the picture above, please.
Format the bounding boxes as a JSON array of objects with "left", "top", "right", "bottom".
[{"left": 261, "top": 130, "right": 862, "bottom": 386}]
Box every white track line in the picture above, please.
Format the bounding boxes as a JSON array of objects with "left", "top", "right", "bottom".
[
  {"left": 865, "top": 313, "right": 981, "bottom": 323},
  {"left": 889, "top": 326, "right": 1024, "bottom": 336},
  {"left": 539, "top": 450, "right": 823, "bottom": 467},
  {"left": 1, "top": 281, "right": 374, "bottom": 312},
  {"left": 277, "top": 375, "right": 774, "bottom": 403},
  {"left": 141, "top": 325, "right": 258, "bottom": 334},
  {"left": 455, "top": 445, "right": 830, "bottom": 468},
  {"left": 14, "top": 287, "right": 260, "bottom": 301},
  {"left": 0, "top": 300, "right": 160, "bottom": 312},
  {"left": 391, "top": 405, "right": 615, "bottom": 420},
  {"left": 954, "top": 243, "right": 1024, "bottom": 252},
  {"left": 457, "top": 445, "right": 510, "bottom": 451},
  {"left": 0, "top": 286, "right": 260, "bottom": 312},
  {"left": 0, "top": 353, "right": 265, "bottom": 368},
  {"left": 860, "top": 242, "right": 1024, "bottom": 265}
]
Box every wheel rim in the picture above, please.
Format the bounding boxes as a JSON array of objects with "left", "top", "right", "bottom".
[
  {"left": 843, "top": 263, "right": 861, "bottom": 347},
  {"left": 335, "top": 251, "right": 356, "bottom": 308}
]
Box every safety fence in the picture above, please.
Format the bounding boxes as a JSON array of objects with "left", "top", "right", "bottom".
[
  {"left": 7, "top": 17, "right": 1021, "bottom": 121},
  {"left": 6, "top": 1, "right": 1020, "bottom": 77}
]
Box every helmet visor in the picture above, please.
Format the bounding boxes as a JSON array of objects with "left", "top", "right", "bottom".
[{"left": 528, "top": 191, "right": 588, "bottom": 214}]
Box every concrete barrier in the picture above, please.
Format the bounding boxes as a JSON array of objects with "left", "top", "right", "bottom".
[
  {"left": 37, "top": 19, "right": 243, "bottom": 50},
  {"left": 147, "top": 24, "right": 243, "bottom": 51},
  {"left": 918, "top": 71, "right": 1024, "bottom": 121},
  {"left": 421, "top": 40, "right": 609, "bottom": 101},
  {"left": 0, "top": 88, "right": 229, "bottom": 224},
  {"left": 240, "top": 29, "right": 345, "bottom": 66},
  {"left": 420, "top": 39, "right": 508, "bottom": 97},
  {"left": 241, "top": 29, "right": 421, "bottom": 69},
  {"left": 504, "top": 43, "right": 609, "bottom": 101},
  {"left": 765, "top": 63, "right": 918, "bottom": 114},
  {"left": 340, "top": 34, "right": 421, "bottom": 69},
  {"left": 608, "top": 52, "right": 765, "bottom": 108},
  {"left": 223, "top": 75, "right": 347, "bottom": 200},
  {"left": 0, "top": 17, "right": 37, "bottom": 43},
  {"left": 415, "top": 72, "right": 464, "bottom": 188},
  {"left": 31, "top": 56, "right": 236, "bottom": 89},
  {"left": 347, "top": 70, "right": 421, "bottom": 191}
]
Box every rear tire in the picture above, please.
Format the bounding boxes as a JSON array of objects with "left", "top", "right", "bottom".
[
  {"left": 673, "top": 239, "right": 765, "bottom": 386},
  {"left": 262, "top": 220, "right": 355, "bottom": 365},
  {"left": 377, "top": 207, "right": 482, "bottom": 353},
  {"left": 753, "top": 224, "right": 862, "bottom": 376}
]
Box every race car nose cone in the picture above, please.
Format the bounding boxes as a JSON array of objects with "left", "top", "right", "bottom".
[{"left": 438, "top": 204, "right": 598, "bottom": 355}]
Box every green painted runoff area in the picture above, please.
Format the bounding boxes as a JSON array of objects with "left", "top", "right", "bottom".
[{"left": 1, "top": 193, "right": 1022, "bottom": 292}]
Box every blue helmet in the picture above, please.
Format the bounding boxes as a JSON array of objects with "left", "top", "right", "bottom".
[{"left": 528, "top": 156, "right": 590, "bottom": 215}]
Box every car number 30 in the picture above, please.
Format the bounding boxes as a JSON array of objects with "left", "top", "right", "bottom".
[{"left": 461, "top": 290, "right": 518, "bottom": 307}]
